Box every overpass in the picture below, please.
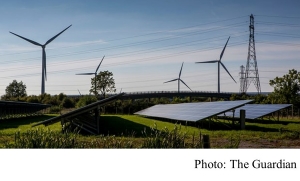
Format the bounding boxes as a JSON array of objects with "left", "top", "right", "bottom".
[{"left": 114, "top": 91, "right": 234, "bottom": 100}]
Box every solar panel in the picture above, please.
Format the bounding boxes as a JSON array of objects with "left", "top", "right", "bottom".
[
  {"left": 219, "top": 104, "right": 292, "bottom": 119},
  {"left": 0, "top": 101, "right": 51, "bottom": 119},
  {"left": 134, "top": 100, "right": 252, "bottom": 122}
]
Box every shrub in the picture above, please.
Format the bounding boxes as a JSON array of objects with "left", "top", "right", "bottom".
[
  {"left": 61, "top": 97, "right": 75, "bottom": 108},
  {"left": 76, "top": 95, "right": 97, "bottom": 108},
  {"left": 26, "top": 95, "right": 40, "bottom": 103},
  {"left": 49, "top": 106, "right": 62, "bottom": 114}
]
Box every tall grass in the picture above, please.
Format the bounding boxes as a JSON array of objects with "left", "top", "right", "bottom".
[
  {"left": 5, "top": 128, "right": 78, "bottom": 148},
  {"left": 4, "top": 129, "right": 135, "bottom": 148},
  {"left": 224, "top": 136, "right": 241, "bottom": 148},
  {"left": 84, "top": 135, "right": 135, "bottom": 148},
  {"left": 142, "top": 124, "right": 187, "bottom": 148},
  {"left": 4, "top": 125, "right": 219, "bottom": 148},
  {"left": 141, "top": 124, "right": 206, "bottom": 148}
]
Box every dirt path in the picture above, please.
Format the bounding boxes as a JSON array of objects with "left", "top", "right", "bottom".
[
  {"left": 238, "top": 139, "right": 300, "bottom": 148},
  {"left": 210, "top": 138, "right": 300, "bottom": 148}
]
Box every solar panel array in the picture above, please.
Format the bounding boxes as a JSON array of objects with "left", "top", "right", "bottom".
[
  {"left": 134, "top": 100, "right": 252, "bottom": 122},
  {"left": 0, "top": 101, "right": 51, "bottom": 119},
  {"left": 219, "top": 104, "right": 292, "bottom": 119}
]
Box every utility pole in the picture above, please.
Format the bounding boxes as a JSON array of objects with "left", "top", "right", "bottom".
[{"left": 242, "top": 14, "right": 261, "bottom": 94}]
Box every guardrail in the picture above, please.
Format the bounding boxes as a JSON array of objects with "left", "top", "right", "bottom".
[
  {"left": 67, "top": 91, "right": 235, "bottom": 100},
  {"left": 122, "top": 90, "right": 235, "bottom": 95}
]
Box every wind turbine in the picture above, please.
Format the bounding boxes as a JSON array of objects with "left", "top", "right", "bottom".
[
  {"left": 164, "top": 62, "right": 192, "bottom": 93},
  {"left": 77, "top": 89, "right": 82, "bottom": 96},
  {"left": 195, "top": 36, "right": 236, "bottom": 93},
  {"left": 76, "top": 56, "right": 105, "bottom": 95},
  {"left": 10, "top": 25, "right": 72, "bottom": 95}
]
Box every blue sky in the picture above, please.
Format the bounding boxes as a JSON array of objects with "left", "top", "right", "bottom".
[{"left": 0, "top": 0, "right": 300, "bottom": 95}]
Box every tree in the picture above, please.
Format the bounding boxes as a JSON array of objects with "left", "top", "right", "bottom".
[
  {"left": 269, "top": 69, "right": 300, "bottom": 104},
  {"left": 90, "top": 70, "right": 116, "bottom": 97},
  {"left": 4, "top": 80, "right": 27, "bottom": 100}
]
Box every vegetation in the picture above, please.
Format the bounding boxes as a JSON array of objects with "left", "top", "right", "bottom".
[
  {"left": 76, "top": 95, "right": 97, "bottom": 108},
  {"left": 141, "top": 124, "right": 204, "bottom": 148},
  {"left": 0, "top": 114, "right": 299, "bottom": 148},
  {"left": 90, "top": 70, "right": 116, "bottom": 97},
  {"left": 1, "top": 80, "right": 27, "bottom": 100},
  {"left": 269, "top": 69, "right": 300, "bottom": 105},
  {"left": 5, "top": 129, "right": 79, "bottom": 148}
]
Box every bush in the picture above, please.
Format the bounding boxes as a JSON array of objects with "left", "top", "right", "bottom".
[
  {"left": 26, "top": 95, "right": 40, "bottom": 103},
  {"left": 49, "top": 106, "right": 62, "bottom": 114},
  {"left": 61, "top": 97, "right": 75, "bottom": 108},
  {"left": 76, "top": 95, "right": 97, "bottom": 108}
]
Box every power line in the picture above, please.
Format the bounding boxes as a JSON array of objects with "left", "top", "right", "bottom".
[
  {"left": 256, "top": 31, "right": 300, "bottom": 39},
  {"left": 0, "top": 22, "right": 248, "bottom": 65},
  {"left": 255, "top": 15, "right": 300, "bottom": 19},
  {"left": 0, "top": 16, "right": 248, "bottom": 57},
  {"left": 0, "top": 40, "right": 248, "bottom": 75},
  {"left": 256, "top": 41, "right": 300, "bottom": 47},
  {"left": 256, "top": 21, "right": 300, "bottom": 28}
]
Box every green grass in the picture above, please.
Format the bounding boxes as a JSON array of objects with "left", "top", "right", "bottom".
[
  {"left": 0, "top": 115, "right": 61, "bottom": 146},
  {"left": 0, "top": 114, "right": 300, "bottom": 148},
  {"left": 100, "top": 115, "right": 300, "bottom": 147},
  {"left": 101, "top": 115, "right": 300, "bottom": 139},
  {"left": 0, "top": 114, "right": 61, "bottom": 134}
]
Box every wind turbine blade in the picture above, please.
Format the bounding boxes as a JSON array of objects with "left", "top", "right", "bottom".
[
  {"left": 180, "top": 79, "right": 192, "bottom": 91},
  {"left": 195, "top": 60, "right": 219, "bottom": 63},
  {"left": 220, "top": 36, "right": 230, "bottom": 61},
  {"left": 9, "top": 32, "right": 42, "bottom": 46},
  {"left": 76, "top": 73, "right": 94, "bottom": 75},
  {"left": 220, "top": 62, "right": 237, "bottom": 83},
  {"left": 44, "top": 25, "right": 72, "bottom": 46},
  {"left": 179, "top": 62, "right": 184, "bottom": 78},
  {"left": 95, "top": 55, "right": 105, "bottom": 73},
  {"left": 43, "top": 48, "right": 47, "bottom": 81},
  {"left": 164, "top": 78, "right": 178, "bottom": 84}
]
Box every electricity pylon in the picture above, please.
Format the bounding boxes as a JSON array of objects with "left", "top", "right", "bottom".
[{"left": 242, "top": 14, "right": 261, "bottom": 94}]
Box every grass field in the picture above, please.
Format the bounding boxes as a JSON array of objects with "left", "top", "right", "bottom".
[{"left": 0, "top": 114, "right": 300, "bottom": 148}]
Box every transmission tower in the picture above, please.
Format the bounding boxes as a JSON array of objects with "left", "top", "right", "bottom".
[{"left": 242, "top": 14, "right": 261, "bottom": 94}]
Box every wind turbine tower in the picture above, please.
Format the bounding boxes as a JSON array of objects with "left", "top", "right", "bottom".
[
  {"left": 76, "top": 56, "right": 105, "bottom": 95},
  {"left": 164, "top": 62, "right": 192, "bottom": 93},
  {"left": 10, "top": 25, "right": 72, "bottom": 95},
  {"left": 195, "top": 36, "right": 236, "bottom": 93},
  {"left": 242, "top": 14, "right": 261, "bottom": 94},
  {"left": 239, "top": 65, "right": 245, "bottom": 93}
]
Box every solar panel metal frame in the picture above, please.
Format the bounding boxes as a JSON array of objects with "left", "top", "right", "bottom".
[
  {"left": 218, "top": 104, "right": 292, "bottom": 119},
  {"left": 134, "top": 100, "right": 253, "bottom": 122},
  {"left": 32, "top": 93, "right": 125, "bottom": 127}
]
